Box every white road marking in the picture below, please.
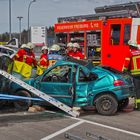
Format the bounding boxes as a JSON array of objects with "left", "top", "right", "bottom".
[
  {"left": 41, "top": 120, "right": 84, "bottom": 140},
  {"left": 71, "top": 117, "right": 140, "bottom": 137},
  {"left": 41, "top": 113, "right": 140, "bottom": 140}
]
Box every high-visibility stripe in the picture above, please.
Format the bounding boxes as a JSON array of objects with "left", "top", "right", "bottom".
[
  {"left": 131, "top": 71, "right": 140, "bottom": 75},
  {"left": 15, "top": 54, "right": 19, "bottom": 58},
  {"left": 131, "top": 55, "right": 140, "bottom": 71},
  {"left": 125, "top": 57, "right": 130, "bottom": 60},
  {"left": 40, "top": 58, "right": 47, "bottom": 62},
  {"left": 133, "top": 57, "right": 137, "bottom": 69},
  {"left": 135, "top": 98, "right": 140, "bottom": 108}
]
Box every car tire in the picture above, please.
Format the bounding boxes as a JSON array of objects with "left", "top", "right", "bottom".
[
  {"left": 95, "top": 94, "right": 118, "bottom": 115},
  {"left": 118, "top": 98, "right": 129, "bottom": 111},
  {"left": 14, "top": 90, "right": 32, "bottom": 111}
]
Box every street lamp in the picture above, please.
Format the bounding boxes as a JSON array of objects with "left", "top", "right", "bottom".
[
  {"left": 28, "top": 0, "right": 36, "bottom": 42},
  {"left": 9, "top": 0, "right": 12, "bottom": 40},
  {"left": 17, "top": 16, "right": 23, "bottom": 45}
]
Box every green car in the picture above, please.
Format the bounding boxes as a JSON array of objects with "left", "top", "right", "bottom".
[{"left": 11, "top": 57, "right": 135, "bottom": 115}]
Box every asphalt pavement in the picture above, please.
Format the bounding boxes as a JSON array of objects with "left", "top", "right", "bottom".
[{"left": 0, "top": 108, "right": 140, "bottom": 140}]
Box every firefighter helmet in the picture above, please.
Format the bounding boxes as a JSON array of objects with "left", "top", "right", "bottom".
[
  {"left": 20, "top": 44, "right": 27, "bottom": 49},
  {"left": 51, "top": 44, "right": 60, "bottom": 51},
  {"left": 128, "top": 40, "right": 138, "bottom": 47},
  {"left": 42, "top": 46, "right": 48, "bottom": 51},
  {"left": 73, "top": 43, "right": 80, "bottom": 48},
  {"left": 67, "top": 42, "right": 73, "bottom": 48},
  {"left": 24, "top": 44, "right": 31, "bottom": 49},
  {"left": 27, "top": 42, "right": 35, "bottom": 49}
]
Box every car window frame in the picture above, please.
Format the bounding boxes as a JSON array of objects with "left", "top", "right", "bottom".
[{"left": 41, "top": 64, "right": 73, "bottom": 83}]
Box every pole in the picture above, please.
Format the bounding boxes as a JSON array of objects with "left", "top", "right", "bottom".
[
  {"left": 17, "top": 16, "right": 23, "bottom": 45},
  {"left": 135, "top": 3, "right": 140, "bottom": 16},
  {"left": 28, "top": 0, "right": 36, "bottom": 42},
  {"left": 9, "top": 0, "right": 12, "bottom": 40}
]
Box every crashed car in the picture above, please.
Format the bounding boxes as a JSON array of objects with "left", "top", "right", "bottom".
[
  {"left": 0, "top": 45, "right": 16, "bottom": 58},
  {"left": 10, "top": 57, "right": 135, "bottom": 115}
]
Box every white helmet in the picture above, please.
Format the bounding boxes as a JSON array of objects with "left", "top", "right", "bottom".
[
  {"left": 51, "top": 44, "right": 60, "bottom": 51},
  {"left": 128, "top": 40, "right": 138, "bottom": 47},
  {"left": 73, "top": 42, "right": 80, "bottom": 48},
  {"left": 42, "top": 46, "right": 48, "bottom": 51},
  {"left": 24, "top": 44, "right": 31, "bottom": 49},
  {"left": 67, "top": 42, "right": 73, "bottom": 48},
  {"left": 27, "top": 42, "right": 35, "bottom": 49},
  {"left": 20, "top": 44, "right": 27, "bottom": 49}
]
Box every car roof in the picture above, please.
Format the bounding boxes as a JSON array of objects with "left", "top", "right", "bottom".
[
  {"left": 0, "top": 45, "right": 16, "bottom": 52},
  {"left": 64, "top": 56, "right": 89, "bottom": 66},
  {"left": 55, "top": 56, "right": 94, "bottom": 70}
]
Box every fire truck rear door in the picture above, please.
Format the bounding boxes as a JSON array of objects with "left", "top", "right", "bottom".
[{"left": 101, "top": 18, "right": 131, "bottom": 72}]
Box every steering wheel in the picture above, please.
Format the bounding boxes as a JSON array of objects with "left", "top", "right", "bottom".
[{"left": 50, "top": 74, "right": 60, "bottom": 82}]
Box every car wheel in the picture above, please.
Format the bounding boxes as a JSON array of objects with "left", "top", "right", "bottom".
[
  {"left": 118, "top": 98, "right": 129, "bottom": 111},
  {"left": 14, "top": 90, "right": 32, "bottom": 111},
  {"left": 95, "top": 94, "right": 118, "bottom": 115}
]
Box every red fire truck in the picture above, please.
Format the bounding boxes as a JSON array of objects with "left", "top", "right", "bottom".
[
  {"left": 54, "top": 2, "right": 140, "bottom": 72},
  {"left": 54, "top": 2, "right": 140, "bottom": 109}
]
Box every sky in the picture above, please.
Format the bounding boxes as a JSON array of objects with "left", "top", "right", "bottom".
[{"left": 0, "top": 0, "right": 140, "bottom": 33}]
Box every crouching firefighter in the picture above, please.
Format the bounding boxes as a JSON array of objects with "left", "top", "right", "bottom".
[
  {"left": 123, "top": 40, "right": 140, "bottom": 109},
  {"left": 37, "top": 46, "right": 49, "bottom": 75}
]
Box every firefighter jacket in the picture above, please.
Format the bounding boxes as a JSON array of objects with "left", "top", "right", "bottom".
[
  {"left": 123, "top": 49, "right": 140, "bottom": 75},
  {"left": 15, "top": 49, "right": 26, "bottom": 62},
  {"left": 23, "top": 52, "right": 37, "bottom": 67},
  {"left": 39, "top": 54, "right": 49, "bottom": 68},
  {"left": 67, "top": 51, "right": 74, "bottom": 57},
  {"left": 71, "top": 51, "right": 84, "bottom": 60}
]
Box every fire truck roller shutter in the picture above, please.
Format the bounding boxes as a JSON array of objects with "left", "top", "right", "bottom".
[{"left": 131, "top": 18, "right": 140, "bottom": 45}]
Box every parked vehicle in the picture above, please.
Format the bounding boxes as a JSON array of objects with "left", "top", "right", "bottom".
[{"left": 11, "top": 57, "right": 135, "bottom": 115}]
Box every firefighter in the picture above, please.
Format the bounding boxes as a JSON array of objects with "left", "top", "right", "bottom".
[
  {"left": 49, "top": 44, "right": 63, "bottom": 66},
  {"left": 23, "top": 43, "right": 37, "bottom": 67},
  {"left": 14, "top": 44, "right": 27, "bottom": 62},
  {"left": 49, "top": 44, "right": 61, "bottom": 54},
  {"left": 66, "top": 42, "right": 73, "bottom": 56},
  {"left": 38, "top": 46, "right": 49, "bottom": 68},
  {"left": 36, "top": 46, "right": 49, "bottom": 75},
  {"left": 123, "top": 40, "right": 140, "bottom": 109},
  {"left": 71, "top": 42, "right": 84, "bottom": 59}
]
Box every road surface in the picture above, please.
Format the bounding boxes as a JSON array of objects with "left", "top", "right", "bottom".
[{"left": 0, "top": 108, "right": 139, "bottom": 140}]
